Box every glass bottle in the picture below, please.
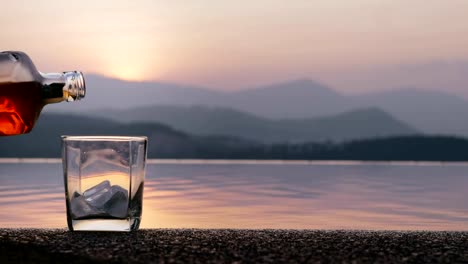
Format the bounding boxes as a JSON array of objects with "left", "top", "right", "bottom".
[{"left": 0, "top": 51, "right": 86, "bottom": 136}]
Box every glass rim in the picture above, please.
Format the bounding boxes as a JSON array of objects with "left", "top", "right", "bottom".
[{"left": 61, "top": 135, "right": 147, "bottom": 142}]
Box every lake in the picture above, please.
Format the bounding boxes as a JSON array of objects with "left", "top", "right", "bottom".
[{"left": 1, "top": 159, "right": 468, "bottom": 230}]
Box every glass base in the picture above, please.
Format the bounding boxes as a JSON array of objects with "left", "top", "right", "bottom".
[{"left": 70, "top": 218, "right": 140, "bottom": 232}]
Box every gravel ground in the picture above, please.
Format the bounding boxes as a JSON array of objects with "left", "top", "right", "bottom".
[{"left": 1, "top": 229, "right": 468, "bottom": 263}]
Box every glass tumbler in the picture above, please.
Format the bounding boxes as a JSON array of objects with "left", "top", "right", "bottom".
[{"left": 62, "top": 136, "right": 147, "bottom": 231}]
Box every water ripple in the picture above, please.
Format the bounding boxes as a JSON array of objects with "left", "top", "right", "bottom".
[{"left": 0, "top": 163, "right": 468, "bottom": 230}]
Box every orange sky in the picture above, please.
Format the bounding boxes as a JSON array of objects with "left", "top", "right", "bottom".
[{"left": 2, "top": 1, "right": 468, "bottom": 93}]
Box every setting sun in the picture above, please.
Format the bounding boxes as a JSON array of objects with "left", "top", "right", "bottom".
[
  {"left": 91, "top": 35, "right": 157, "bottom": 81},
  {"left": 106, "top": 64, "right": 147, "bottom": 81}
]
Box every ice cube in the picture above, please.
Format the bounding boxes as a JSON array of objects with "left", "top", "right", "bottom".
[
  {"left": 103, "top": 186, "right": 129, "bottom": 218},
  {"left": 83, "top": 180, "right": 110, "bottom": 197},
  {"left": 74, "top": 181, "right": 130, "bottom": 218},
  {"left": 70, "top": 194, "right": 104, "bottom": 219},
  {"left": 83, "top": 180, "right": 112, "bottom": 208},
  {"left": 111, "top": 185, "right": 128, "bottom": 197}
]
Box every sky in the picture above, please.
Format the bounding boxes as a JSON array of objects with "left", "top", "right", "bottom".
[{"left": 2, "top": 0, "right": 468, "bottom": 96}]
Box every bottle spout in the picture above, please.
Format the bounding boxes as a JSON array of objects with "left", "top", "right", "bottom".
[{"left": 63, "top": 71, "right": 86, "bottom": 102}]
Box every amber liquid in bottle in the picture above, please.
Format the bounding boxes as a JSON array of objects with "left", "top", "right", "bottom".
[
  {"left": 0, "top": 81, "right": 45, "bottom": 135},
  {"left": 0, "top": 51, "right": 85, "bottom": 136}
]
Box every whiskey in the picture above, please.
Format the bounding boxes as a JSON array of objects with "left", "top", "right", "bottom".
[
  {"left": 0, "top": 51, "right": 85, "bottom": 136},
  {"left": 0, "top": 81, "right": 43, "bottom": 135}
]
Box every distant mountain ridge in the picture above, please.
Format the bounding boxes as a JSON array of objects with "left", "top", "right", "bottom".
[
  {"left": 352, "top": 88, "right": 468, "bottom": 135},
  {"left": 0, "top": 113, "right": 259, "bottom": 158},
  {"left": 45, "top": 74, "right": 468, "bottom": 136},
  {"left": 90, "top": 105, "right": 418, "bottom": 143},
  {"left": 0, "top": 113, "right": 464, "bottom": 161},
  {"left": 224, "top": 79, "right": 353, "bottom": 118}
]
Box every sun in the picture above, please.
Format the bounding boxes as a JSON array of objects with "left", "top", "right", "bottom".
[
  {"left": 107, "top": 65, "right": 147, "bottom": 81},
  {"left": 103, "top": 50, "right": 150, "bottom": 81},
  {"left": 94, "top": 36, "right": 157, "bottom": 82}
]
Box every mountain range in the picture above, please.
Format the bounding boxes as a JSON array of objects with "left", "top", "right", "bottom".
[
  {"left": 0, "top": 114, "right": 258, "bottom": 158},
  {"left": 89, "top": 106, "right": 417, "bottom": 143},
  {"left": 45, "top": 74, "right": 468, "bottom": 137},
  {"left": 1, "top": 113, "right": 465, "bottom": 161}
]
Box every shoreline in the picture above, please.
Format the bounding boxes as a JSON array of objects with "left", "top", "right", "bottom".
[
  {"left": 2, "top": 158, "right": 468, "bottom": 166},
  {"left": 2, "top": 228, "right": 468, "bottom": 263}
]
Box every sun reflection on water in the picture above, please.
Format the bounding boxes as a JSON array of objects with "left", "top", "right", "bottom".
[{"left": 1, "top": 163, "right": 468, "bottom": 230}]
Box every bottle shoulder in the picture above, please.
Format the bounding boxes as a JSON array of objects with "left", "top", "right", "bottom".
[{"left": 0, "top": 51, "right": 41, "bottom": 83}]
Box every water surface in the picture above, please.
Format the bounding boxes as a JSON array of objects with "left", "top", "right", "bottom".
[{"left": 1, "top": 159, "right": 468, "bottom": 230}]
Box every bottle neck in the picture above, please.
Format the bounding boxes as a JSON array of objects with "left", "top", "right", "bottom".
[{"left": 41, "top": 71, "right": 86, "bottom": 104}]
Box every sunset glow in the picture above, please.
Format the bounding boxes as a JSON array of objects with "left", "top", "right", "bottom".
[{"left": 2, "top": 1, "right": 468, "bottom": 93}]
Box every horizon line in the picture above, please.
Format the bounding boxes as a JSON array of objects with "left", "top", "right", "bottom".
[{"left": 1, "top": 158, "right": 468, "bottom": 167}]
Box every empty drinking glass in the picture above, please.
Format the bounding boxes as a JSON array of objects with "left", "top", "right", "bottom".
[{"left": 62, "top": 136, "right": 147, "bottom": 231}]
